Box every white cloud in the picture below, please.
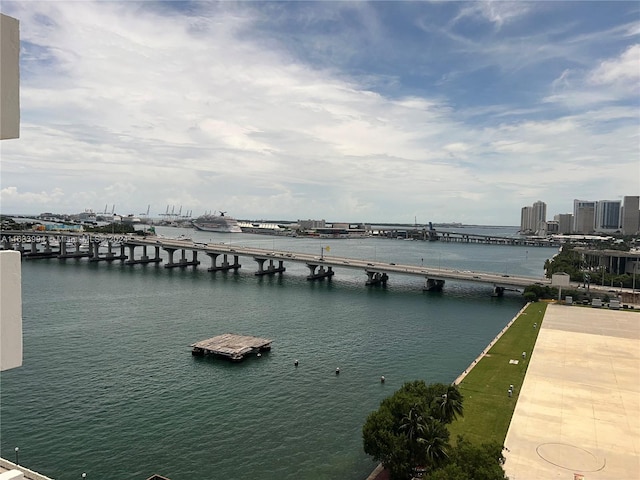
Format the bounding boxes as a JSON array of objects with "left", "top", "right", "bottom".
[
  {"left": 0, "top": 1, "right": 638, "bottom": 224},
  {"left": 1, "top": 186, "right": 65, "bottom": 207},
  {"left": 588, "top": 44, "right": 640, "bottom": 89},
  {"left": 452, "top": 1, "right": 531, "bottom": 30}
]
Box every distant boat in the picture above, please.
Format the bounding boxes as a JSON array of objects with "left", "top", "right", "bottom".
[{"left": 192, "top": 211, "right": 242, "bottom": 233}]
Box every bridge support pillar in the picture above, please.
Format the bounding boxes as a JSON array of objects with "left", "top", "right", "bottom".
[
  {"left": 254, "top": 258, "right": 286, "bottom": 276},
  {"left": 365, "top": 271, "right": 388, "bottom": 286},
  {"left": 140, "top": 245, "right": 148, "bottom": 261},
  {"left": 97, "top": 241, "right": 126, "bottom": 262},
  {"left": 306, "top": 264, "right": 335, "bottom": 281},
  {"left": 43, "top": 237, "right": 52, "bottom": 254},
  {"left": 88, "top": 240, "right": 102, "bottom": 262},
  {"left": 423, "top": 278, "right": 445, "bottom": 291},
  {"left": 125, "top": 244, "right": 138, "bottom": 264},
  {"left": 165, "top": 248, "right": 200, "bottom": 268},
  {"left": 124, "top": 244, "right": 163, "bottom": 265},
  {"left": 57, "top": 239, "right": 88, "bottom": 259},
  {"left": 23, "top": 237, "right": 59, "bottom": 259},
  {"left": 207, "top": 253, "right": 241, "bottom": 272}
]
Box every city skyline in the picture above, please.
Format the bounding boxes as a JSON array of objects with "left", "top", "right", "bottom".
[
  {"left": 519, "top": 195, "right": 639, "bottom": 235},
  {"left": 0, "top": 1, "right": 638, "bottom": 224}
]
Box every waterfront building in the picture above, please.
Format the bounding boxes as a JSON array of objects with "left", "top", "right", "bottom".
[
  {"left": 553, "top": 213, "right": 573, "bottom": 234},
  {"left": 519, "top": 206, "right": 532, "bottom": 233},
  {"left": 573, "top": 200, "right": 596, "bottom": 234},
  {"left": 519, "top": 201, "right": 547, "bottom": 235},
  {"left": 298, "top": 219, "right": 326, "bottom": 229},
  {"left": 594, "top": 200, "right": 622, "bottom": 233},
  {"left": 622, "top": 196, "right": 640, "bottom": 235},
  {"left": 532, "top": 201, "right": 547, "bottom": 235}
]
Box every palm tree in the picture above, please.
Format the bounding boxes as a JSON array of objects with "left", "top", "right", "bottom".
[
  {"left": 434, "top": 385, "right": 464, "bottom": 424},
  {"left": 419, "top": 418, "right": 450, "bottom": 467},
  {"left": 400, "top": 403, "right": 427, "bottom": 467},
  {"left": 400, "top": 404, "right": 450, "bottom": 476}
]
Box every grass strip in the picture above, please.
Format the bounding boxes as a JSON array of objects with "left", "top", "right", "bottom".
[{"left": 447, "top": 302, "right": 548, "bottom": 446}]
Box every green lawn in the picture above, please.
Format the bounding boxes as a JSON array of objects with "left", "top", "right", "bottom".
[{"left": 448, "top": 302, "right": 548, "bottom": 446}]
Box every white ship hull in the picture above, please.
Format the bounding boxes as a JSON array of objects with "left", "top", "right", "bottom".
[{"left": 192, "top": 212, "right": 242, "bottom": 233}]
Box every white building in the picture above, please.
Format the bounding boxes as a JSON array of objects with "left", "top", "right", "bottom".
[{"left": 520, "top": 201, "right": 547, "bottom": 234}]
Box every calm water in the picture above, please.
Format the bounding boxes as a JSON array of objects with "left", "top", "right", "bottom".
[{"left": 0, "top": 226, "right": 556, "bottom": 480}]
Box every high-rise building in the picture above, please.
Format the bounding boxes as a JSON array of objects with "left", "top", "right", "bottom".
[
  {"left": 554, "top": 213, "right": 573, "bottom": 234},
  {"left": 573, "top": 200, "right": 596, "bottom": 234},
  {"left": 520, "top": 201, "right": 547, "bottom": 234},
  {"left": 594, "top": 200, "right": 622, "bottom": 233},
  {"left": 520, "top": 206, "right": 532, "bottom": 233},
  {"left": 622, "top": 196, "right": 640, "bottom": 235},
  {"left": 532, "top": 201, "right": 547, "bottom": 234}
]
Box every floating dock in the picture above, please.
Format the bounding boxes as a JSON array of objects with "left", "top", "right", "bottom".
[{"left": 190, "top": 333, "right": 272, "bottom": 361}]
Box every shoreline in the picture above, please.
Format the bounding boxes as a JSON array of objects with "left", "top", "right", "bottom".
[
  {"left": 364, "top": 302, "right": 531, "bottom": 480},
  {"left": 452, "top": 302, "right": 530, "bottom": 386}
]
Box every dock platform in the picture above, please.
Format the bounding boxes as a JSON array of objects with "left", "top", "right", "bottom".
[{"left": 190, "top": 333, "right": 272, "bottom": 361}]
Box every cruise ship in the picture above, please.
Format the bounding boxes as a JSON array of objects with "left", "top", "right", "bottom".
[{"left": 192, "top": 211, "right": 242, "bottom": 233}]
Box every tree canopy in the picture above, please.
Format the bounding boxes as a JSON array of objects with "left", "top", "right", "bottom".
[{"left": 363, "top": 380, "right": 507, "bottom": 480}]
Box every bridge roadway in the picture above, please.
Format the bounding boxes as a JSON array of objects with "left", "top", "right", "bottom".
[
  {"left": 0, "top": 230, "right": 550, "bottom": 291},
  {"left": 127, "top": 236, "right": 550, "bottom": 290}
]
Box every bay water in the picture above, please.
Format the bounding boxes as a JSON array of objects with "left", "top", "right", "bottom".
[{"left": 0, "top": 226, "right": 556, "bottom": 480}]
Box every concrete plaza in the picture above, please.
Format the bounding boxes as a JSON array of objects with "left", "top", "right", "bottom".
[{"left": 504, "top": 304, "right": 640, "bottom": 480}]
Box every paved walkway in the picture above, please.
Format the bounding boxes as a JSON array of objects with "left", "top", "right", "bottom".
[{"left": 504, "top": 304, "right": 640, "bottom": 480}]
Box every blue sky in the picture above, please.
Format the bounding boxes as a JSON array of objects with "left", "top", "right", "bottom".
[{"left": 1, "top": 1, "right": 638, "bottom": 224}]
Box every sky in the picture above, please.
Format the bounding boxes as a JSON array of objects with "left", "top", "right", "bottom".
[{"left": 0, "top": 1, "right": 638, "bottom": 225}]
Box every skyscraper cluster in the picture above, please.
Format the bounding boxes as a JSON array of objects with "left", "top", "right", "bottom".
[{"left": 520, "top": 196, "right": 639, "bottom": 236}]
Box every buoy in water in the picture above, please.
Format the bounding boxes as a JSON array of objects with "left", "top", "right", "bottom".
[
  {"left": 294, "top": 359, "right": 299, "bottom": 367},
  {"left": 257, "top": 353, "right": 262, "bottom": 357},
  {"left": 380, "top": 376, "right": 385, "bottom": 383},
  {"left": 335, "top": 367, "right": 340, "bottom": 375}
]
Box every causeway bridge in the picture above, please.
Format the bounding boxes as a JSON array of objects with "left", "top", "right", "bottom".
[{"left": 1, "top": 231, "right": 550, "bottom": 295}]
